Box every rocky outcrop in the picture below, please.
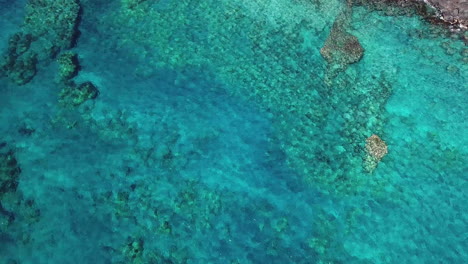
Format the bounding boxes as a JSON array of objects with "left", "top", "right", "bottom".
[
  {"left": 353, "top": 0, "right": 467, "bottom": 32},
  {"left": 424, "top": 0, "right": 467, "bottom": 30}
]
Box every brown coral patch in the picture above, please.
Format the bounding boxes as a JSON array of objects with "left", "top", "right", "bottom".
[
  {"left": 366, "top": 134, "right": 388, "bottom": 160},
  {"left": 320, "top": 23, "right": 364, "bottom": 67},
  {"left": 364, "top": 134, "right": 388, "bottom": 172}
]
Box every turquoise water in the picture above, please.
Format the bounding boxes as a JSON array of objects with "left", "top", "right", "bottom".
[{"left": 0, "top": 0, "right": 466, "bottom": 263}]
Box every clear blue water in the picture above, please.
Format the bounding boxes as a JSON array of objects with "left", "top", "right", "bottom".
[{"left": 0, "top": 0, "right": 466, "bottom": 263}]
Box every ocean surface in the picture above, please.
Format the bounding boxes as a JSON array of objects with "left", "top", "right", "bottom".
[{"left": 0, "top": 0, "right": 466, "bottom": 263}]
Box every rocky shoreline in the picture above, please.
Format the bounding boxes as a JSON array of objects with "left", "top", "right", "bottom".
[
  {"left": 355, "top": 0, "right": 467, "bottom": 32},
  {"left": 423, "top": 0, "right": 467, "bottom": 31}
]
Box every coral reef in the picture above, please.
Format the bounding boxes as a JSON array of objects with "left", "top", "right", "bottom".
[
  {"left": 2, "top": 53, "right": 37, "bottom": 85},
  {"left": 320, "top": 17, "right": 364, "bottom": 67},
  {"left": 0, "top": 144, "right": 40, "bottom": 240},
  {"left": 0, "top": 145, "right": 21, "bottom": 195},
  {"left": 320, "top": 6, "right": 365, "bottom": 86},
  {"left": 0, "top": 0, "right": 81, "bottom": 85},
  {"left": 23, "top": 0, "right": 80, "bottom": 57},
  {"left": 0, "top": 33, "right": 37, "bottom": 85},
  {"left": 6, "top": 32, "right": 33, "bottom": 56},
  {"left": 104, "top": 0, "right": 397, "bottom": 195},
  {"left": 57, "top": 52, "right": 79, "bottom": 81},
  {"left": 59, "top": 81, "right": 99, "bottom": 106},
  {"left": 0, "top": 0, "right": 466, "bottom": 263},
  {"left": 364, "top": 134, "right": 388, "bottom": 172}
]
